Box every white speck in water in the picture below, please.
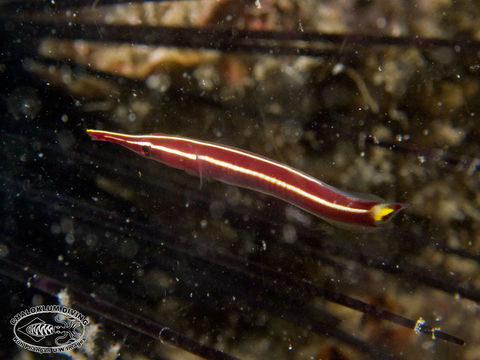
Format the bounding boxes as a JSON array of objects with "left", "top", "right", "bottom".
[
  {"left": 261, "top": 240, "right": 267, "bottom": 251},
  {"left": 146, "top": 73, "right": 170, "bottom": 92},
  {"left": 128, "top": 112, "right": 136, "bottom": 122},
  {"left": 414, "top": 317, "right": 425, "bottom": 335},
  {"left": 332, "top": 63, "right": 345, "bottom": 75},
  {"left": 431, "top": 327, "right": 441, "bottom": 340},
  {"left": 65, "top": 232, "right": 75, "bottom": 245},
  {"left": 298, "top": 20, "right": 304, "bottom": 32}
]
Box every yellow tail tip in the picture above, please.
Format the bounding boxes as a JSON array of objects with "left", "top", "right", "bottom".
[{"left": 371, "top": 203, "right": 407, "bottom": 223}]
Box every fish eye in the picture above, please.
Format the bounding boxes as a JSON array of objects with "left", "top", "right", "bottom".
[{"left": 142, "top": 145, "right": 150, "bottom": 155}]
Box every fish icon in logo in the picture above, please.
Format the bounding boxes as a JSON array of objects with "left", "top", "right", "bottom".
[
  {"left": 17, "top": 317, "right": 50, "bottom": 342},
  {"left": 17, "top": 314, "right": 83, "bottom": 345}
]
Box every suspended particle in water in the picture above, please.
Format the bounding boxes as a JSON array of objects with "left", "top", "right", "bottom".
[{"left": 7, "top": 87, "right": 42, "bottom": 120}]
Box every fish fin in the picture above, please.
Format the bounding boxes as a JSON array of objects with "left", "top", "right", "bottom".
[
  {"left": 319, "top": 216, "right": 382, "bottom": 232},
  {"left": 333, "top": 188, "right": 385, "bottom": 202}
]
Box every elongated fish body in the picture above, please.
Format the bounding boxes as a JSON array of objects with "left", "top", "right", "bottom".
[{"left": 87, "top": 129, "right": 405, "bottom": 228}]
